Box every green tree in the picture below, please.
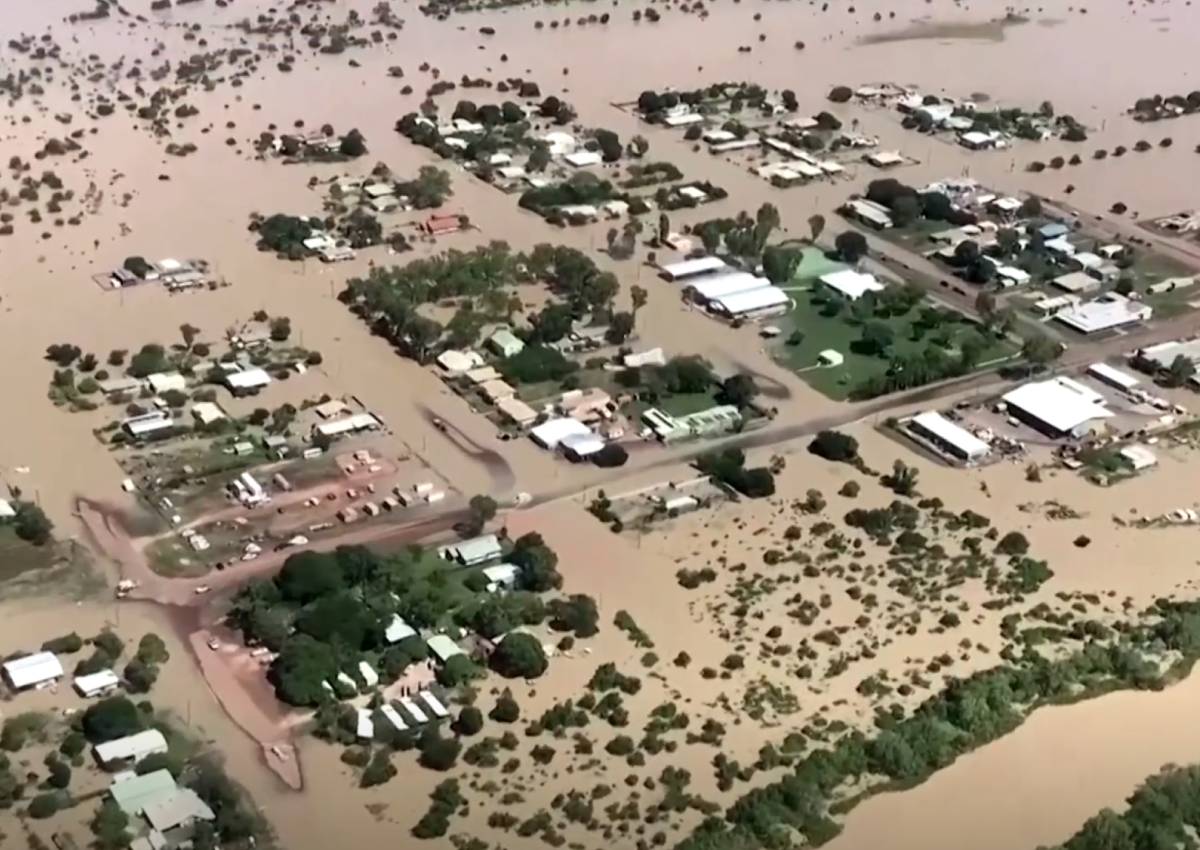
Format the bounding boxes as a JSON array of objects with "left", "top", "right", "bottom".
[
  {"left": 136, "top": 633, "right": 169, "bottom": 665},
  {"left": 490, "top": 691, "right": 521, "bottom": 723},
  {"left": 996, "top": 531, "right": 1030, "bottom": 556},
  {"left": 630, "top": 285, "right": 649, "bottom": 316},
  {"left": 437, "top": 655, "right": 481, "bottom": 688},
  {"left": 1021, "top": 332, "right": 1062, "bottom": 368},
  {"left": 13, "top": 502, "right": 53, "bottom": 545},
  {"left": 123, "top": 659, "right": 158, "bottom": 694},
  {"left": 808, "top": 213, "right": 826, "bottom": 243},
  {"left": 859, "top": 321, "right": 896, "bottom": 357},
  {"left": 809, "top": 430, "right": 859, "bottom": 462},
  {"left": 28, "top": 792, "right": 60, "bottom": 819},
  {"left": 882, "top": 460, "right": 919, "bottom": 496},
  {"left": 605, "top": 312, "right": 636, "bottom": 345},
  {"left": 276, "top": 551, "right": 344, "bottom": 603},
  {"left": 718, "top": 374, "right": 757, "bottom": 409},
  {"left": 91, "top": 799, "right": 131, "bottom": 850},
  {"left": 510, "top": 533, "right": 561, "bottom": 592},
  {"left": 82, "top": 696, "right": 143, "bottom": 743},
  {"left": 490, "top": 633, "right": 549, "bottom": 679},
  {"left": 339, "top": 128, "right": 368, "bottom": 157},
  {"left": 454, "top": 705, "right": 484, "bottom": 735},
  {"left": 835, "top": 230, "right": 869, "bottom": 262},
  {"left": 269, "top": 635, "right": 338, "bottom": 706},
  {"left": 419, "top": 728, "right": 462, "bottom": 771},
  {"left": 1164, "top": 354, "right": 1196, "bottom": 388}
]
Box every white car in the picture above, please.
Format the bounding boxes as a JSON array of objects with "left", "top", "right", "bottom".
[
  {"left": 206, "top": 637, "right": 221, "bottom": 651},
  {"left": 194, "top": 585, "right": 212, "bottom": 595}
]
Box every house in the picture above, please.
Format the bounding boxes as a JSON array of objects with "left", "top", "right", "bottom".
[
  {"left": 122, "top": 411, "right": 176, "bottom": 439},
  {"left": 677, "top": 185, "right": 709, "bottom": 203},
  {"left": 95, "top": 729, "right": 170, "bottom": 769},
  {"left": 422, "top": 214, "right": 467, "bottom": 236},
  {"left": 143, "top": 788, "right": 215, "bottom": 835},
  {"left": 843, "top": 198, "right": 894, "bottom": 229},
  {"left": 110, "top": 770, "right": 178, "bottom": 816},
  {"left": 561, "top": 431, "right": 606, "bottom": 460},
  {"left": 313, "top": 399, "right": 349, "bottom": 419},
  {"left": 1001, "top": 377, "right": 1114, "bottom": 438},
  {"left": 420, "top": 690, "right": 451, "bottom": 719},
  {"left": 908, "top": 411, "right": 990, "bottom": 464},
  {"left": 642, "top": 405, "right": 742, "bottom": 443},
  {"left": 989, "top": 196, "right": 1023, "bottom": 216},
  {"left": 426, "top": 635, "right": 466, "bottom": 664},
  {"left": 313, "top": 412, "right": 382, "bottom": 440},
  {"left": 359, "top": 661, "right": 379, "bottom": 689},
  {"left": 818, "top": 349, "right": 844, "bottom": 367},
  {"left": 440, "top": 534, "right": 503, "bottom": 566},
  {"left": 865, "top": 150, "right": 905, "bottom": 169},
  {"left": 436, "top": 349, "right": 485, "bottom": 375},
  {"left": 98, "top": 376, "right": 144, "bottom": 396},
  {"left": 564, "top": 150, "right": 603, "bottom": 168},
  {"left": 0, "top": 499, "right": 15, "bottom": 519},
  {"left": 624, "top": 347, "right": 666, "bottom": 368},
  {"left": 497, "top": 396, "right": 538, "bottom": 427},
  {"left": 687, "top": 272, "right": 773, "bottom": 305},
  {"left": 465, "top": 366, "right": 501, "bottom": 385},
  {"left": 1052, "top": 271, "right": 1102, "bottom": 295},
  {"left": 146, "top": 372, "right": 186, "bottom": 395},
  {"left": 540, "top": 131, "right": 577, "bottom": 156},
  {"left": 479, "top": 379, "right": 517, "bottom": 403},
  {"left": 74, "top": 669, "right": 120, "bottom": 698},
  {"left": 223, "top": 368, "right": 272, "bottom": 395},
  {"left": 662, "top": 111, "right": 703, "bottom": 127},
  {"left": 959, "top": 130, "right": 1002, "bottom": 150},
  {"left": 1038, "top": 222, "right": 1071, "bottom": 240},
  {"left": 1133, "top": 339, "right": 1200, "bottom": 374},
  {"left": 399, "top": 696, "right": 431, "bottom": 724},
  {"left": 818, "top": 269, "right": 886, "bottom": 301},
  {"left": 486, "top": 328, "right": 525, "bottom": 358},
  {"left": 1055, "top": 294, "right": 1152, "bottom": 334},
  {"left": 994, "top": 265, "right": 1031, "bottom": 287},
  {"left": 708, "top": 286, "right": 789, "bottom": 319},
  {"left": 531, "top": 417, "right": 593, "bottom": 450},
  {"left": 1032, "top": 294, "right": 1080, "bottom": 317},
  {"left": 355, "top": 708, "right": 374, "bottom": 741},
  {"left": 1044, "top": 236, "right": 1077, "bottom": 257},
  {"left": 385, "top": 614, "right": 417, "bottom": 644},
  {"left": 559, "top": 387, "right": 615, "bottom": 423},
  {"left": 190, "top": 402, "right": 227, "bottom": 427},
  {"left": 481, "top": 563, "right": 522, "bottom": 592},
  {"left": 1087, "top": 362, "right": 1140, "bottom": 392},
  {"left": 1120, "top": 445, "right": 1158, "bottom": 471},
  {"left": 658, "top": 256, "right": 727, "bottom": 282},
  {"left": 3, "top": 652, "right": 63, "bottom": 690}
]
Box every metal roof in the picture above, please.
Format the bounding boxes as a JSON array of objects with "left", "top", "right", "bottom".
[{"left": 3, "top": 652, "right": 64, "bottom": 689}]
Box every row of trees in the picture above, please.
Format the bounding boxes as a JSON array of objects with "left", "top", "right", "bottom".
[{"left": 678, "top": 594, "right": 1200, "bottom": 850}]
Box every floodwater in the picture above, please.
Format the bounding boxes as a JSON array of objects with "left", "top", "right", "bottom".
[{"left": 3, "top": 0, "right": 1200, "bottom": 848}]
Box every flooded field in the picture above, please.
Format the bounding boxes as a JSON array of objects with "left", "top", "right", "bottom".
[{"left": 4, "top": 0, "right": 1200, "bottom": 848}]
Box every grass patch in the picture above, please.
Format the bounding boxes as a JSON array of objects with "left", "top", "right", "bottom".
[
  {"left": 768, "top": 290, "right": 1016, "bottom": 400},
  {"left": 0, "top": 526, "right": 61, "bottom": 582}
]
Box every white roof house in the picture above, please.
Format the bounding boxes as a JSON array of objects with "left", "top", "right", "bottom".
[
  {"left": 399, "top": 696, "right": 430, "bottom": 724},
  {"left": 74, "top": 669, "right": 120, "bottom": 698},
  {"left": 436, "top": 349, "right": 485, "bottom": 374},
  {"left": 481, "top": 563, "right": 522, "bottom": 591},
  {"left": 3, "top": 652, "right": 64, "bottom": 690},
  {"left": 658, "top": 256, "right": 727, "bottom": 281},
  {"left": 1120, "top": 445, "right": 1158, "bottom": 471},
  {"left": 818, "top": 349, "right": 844, "bottom": 367},
  {"left": 426, "top": 635, "right": 465, "bottom": 664},
  {"left": 146, "top": 373, "right": 186, "bottom": 395},
  {"left": 530, "top": 417, "right": 592, "bottom": 450},
  {"left": 564, "top": 150, "right": 603, "bottom": 168},
  {"left": 844, "top": 199, "right": 894, "bottom": 229},
  {"left": 122, "top": 411, "right": 176, "bottom": 439},
  {"left": 379, "top": 704, "right": 409, "bottom": 732},
  {"left": 1003, "top": 377, "right": 1114, "bottom": 437},
  {"left": 313, "top": 412, "right": 381, "bottom": 438},
  {"left": 819, "top": 270, "right": 886, "bottom": 301},
  {"left": 708, "top": 286, "right": 789, "bottom": 318},
  {"left": 355, "top": 708, "right": 374, "bottom": 740},
  {"left": 419, "top": 690, "right": 451, "bottom": 719},
  {"left": 994, "top": 265, "right": 1031, "bottom": 287},
  {"left": 94, "top": 729, "right": 169, "bottom": 768},
  {"left": 143, "top": 788, "right": 215, "bottom": 834},
  {"left": 487, "top": 328, "right": 525, "bottom": 358},
  {"left": 687, "top": 272, "right": 772, "bottom": 303},
  {"left": 1053, "top": 271, "right": 1102, "bottom": 295},
  {"left": 385, "top": 614, "right": 417, "bottom": 644},
  {"left": 191, "top": 402, "right": 227, "bottom": 426},
  {"left": 0, "top": 499, "right": 15, "bottom": 519},
  {"left": 1087, "top": 362, "right": 1140, "bottom": 391},
  {"left": 224, "top": 368, "right": 272, "bottom": 392},
  {"left": 440, "top": 534, "right": 503, "bottom": 566},
  {"left": 358, "top": 661, "right": 379, "bottom": 689},
  {"left": 909, "top": 411, "right": 990, "bottom": 462},
  {"left": 1055, "top": 295, "right": 1152, "bottom": 335},
  {"left": 497, "top": 396, "right": 539, "bottom": 426},
  {"left": 560, "top": 431, "right": 606, "bottom": 459}
]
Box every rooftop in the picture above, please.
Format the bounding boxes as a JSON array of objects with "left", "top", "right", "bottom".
[
  {"left": 1003, "top": 377, "right": 1114, "bottom": 434},
  {"left": 110, "top": 769, "right": 178, "bottom": 816},
  {"left": 819, "top": 269, "right": 886, "bottom": 300},
  {"left": 3, "top": 652, "right": 64, "bottom": 689}
]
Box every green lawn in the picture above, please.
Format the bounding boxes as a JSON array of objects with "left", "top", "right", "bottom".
[
  {"left": 769, "top": 290, "right": 1017, "bottom": 400},
  {"left": 659, "top": 391, "right": 724, "bottom": 416},
  {"left": 784, "top": 245, "right": 849, "bottom": 283}
]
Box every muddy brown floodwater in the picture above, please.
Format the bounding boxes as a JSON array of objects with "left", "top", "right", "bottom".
[{"left": 4, "top": 0, "right": 1200, "bottom": 848}]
